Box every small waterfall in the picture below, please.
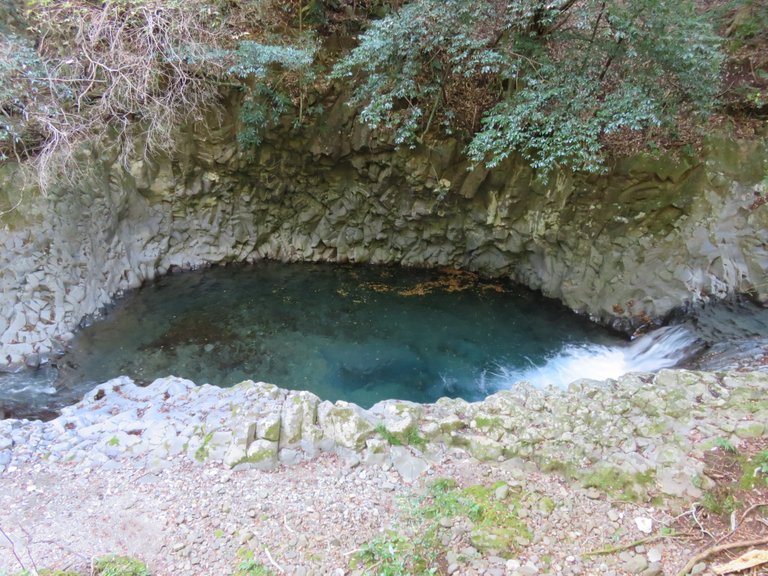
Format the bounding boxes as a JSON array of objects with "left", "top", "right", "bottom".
[{"left": 490, "top": 325, "right": 704, "bottom": 390}]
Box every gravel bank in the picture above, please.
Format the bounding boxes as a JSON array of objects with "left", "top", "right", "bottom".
[{"left": 1, "top": 451, "right": 704, "bottom": 575}]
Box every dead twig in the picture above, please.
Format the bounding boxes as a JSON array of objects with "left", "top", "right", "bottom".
[
  {"left": 691, "top": 504, "right": 717, "bottom": 541},
  {"left": 263, "top": 546, "right": 284, "bottom": 574},
  {"left": 0, "top": 524, "right": 29, "bottom": 574},
  {"left": 581, "top": 531, "right": 680, "bottom": 558},
  {"left": 677, "top": 536, "right": 768, "bottom": 576},
  {"left": 20, "top": 526, "right": 39, "bottom": 575},
  {"left": 737, "top": 502, "right": 768, "bottom": 529}
]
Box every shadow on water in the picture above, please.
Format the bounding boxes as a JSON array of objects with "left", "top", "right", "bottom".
[{"left": 3, "top": 262, "right": 767, "bottom": 421}]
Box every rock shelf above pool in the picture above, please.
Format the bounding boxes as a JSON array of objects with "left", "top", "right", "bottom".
[{"left": 2, "top": 369, "right": 766, "bottom": 502}]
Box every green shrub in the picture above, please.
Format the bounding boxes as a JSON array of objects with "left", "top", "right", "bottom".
[
  {"left": 334, "top": 0, "right": 724, "bottom": 178},
  {"left": 93, "top": 555, "right": 150, "bottom": 576}
]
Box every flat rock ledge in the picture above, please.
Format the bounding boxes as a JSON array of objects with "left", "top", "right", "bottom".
[{"left": 2, "top": 369, "right": 767, "bottom": 500}]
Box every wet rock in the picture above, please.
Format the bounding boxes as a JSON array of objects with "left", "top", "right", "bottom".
[{"left": 2, "top": 127, "right": 768, "bottom": 376}]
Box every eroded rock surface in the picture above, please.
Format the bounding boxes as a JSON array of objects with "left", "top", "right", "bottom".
[
  {"left": 2, "top": 369, "right": 766, "bottom": 503},
  {"left": 1, "top": 111, "right": 766, "bottom": 369}
]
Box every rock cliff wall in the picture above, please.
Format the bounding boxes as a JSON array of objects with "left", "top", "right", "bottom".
[{"left": 1, "top": 96, "right": 766, "bottom": 368}]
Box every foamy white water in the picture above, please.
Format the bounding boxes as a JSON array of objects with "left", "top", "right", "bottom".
[{"left": 491, "top": 325, "right": 703, "bottom": 390}]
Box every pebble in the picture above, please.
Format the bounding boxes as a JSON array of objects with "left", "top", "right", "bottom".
[
  {"left": 494, "top": 483, "right": 509, "bottom": 500},
  {"left": 622, "top": 555, "right": 649, "bottom": 574},
  {"left": 642, "top": 564, "right": 663, "bottom": 576},
  {"left": 517, "top": 563, "right": 539, "bottom": 576},
  {"left": 647, "top": 546, "right": 663, "bottom": 564}
]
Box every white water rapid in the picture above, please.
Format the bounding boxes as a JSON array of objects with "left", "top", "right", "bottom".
[{"left": 488, "top": 325, "right": 704, "bottom": 391}]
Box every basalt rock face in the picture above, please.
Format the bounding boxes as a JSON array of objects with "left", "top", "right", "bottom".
[{"left": 0, "top": 95, "right": 767, "bottom": 368}]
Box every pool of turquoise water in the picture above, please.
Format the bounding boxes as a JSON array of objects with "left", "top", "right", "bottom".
[
  {"left": 1, "top": 262, "right": 629, "bottom": 418},
  {"left": 62, "top": 263, "right": 624, "bottom": 403}
]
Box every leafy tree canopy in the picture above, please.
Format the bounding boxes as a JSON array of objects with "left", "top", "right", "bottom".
[
  {"left": 1, "top": 0, "right": 764, "bottom": 187},
  {"left": 334, "top": 0, "right": 726, "bottom": 177},
  {"left": 0, "top": 0, "right": 318, "bottom": 185}
]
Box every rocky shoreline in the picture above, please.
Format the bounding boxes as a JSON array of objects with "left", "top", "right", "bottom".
[
  {"left": 1, "top": 368, "right": 766, "bottom": 575},
  {"left": 4, "top": 369, "right": 766, "bottom": 495}
]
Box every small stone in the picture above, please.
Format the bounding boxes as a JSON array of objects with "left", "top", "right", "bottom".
[
  {"left": 690, "top": 562, "right": 707, "bottom": 575},
  {"left": 634, "top": 517, "right": 653, "bottom": 534},
  {"left": 622, "top": 555, "right": 648, "bottom": 574},
  {"left": 641, "top": 563, "right": 663, "bottom": 576},
  {"left": 647, "top": 546, "right": 662, "bottom": 564},
  {"left": 517, "top": 563, "right": 539, "bottom": 576},
  {"left": 494, "top": 483, "right": 509, "bottom": 500}
]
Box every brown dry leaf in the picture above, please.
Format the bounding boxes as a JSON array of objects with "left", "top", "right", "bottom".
[{"left": 712, "top": 549, "right": 768, "bottom": 574}]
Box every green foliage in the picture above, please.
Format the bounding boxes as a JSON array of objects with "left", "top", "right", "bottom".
[
  {"left": 335, "top": 0, "right": 725, "bottom": 178},
  {"left": 353, "top": 530, "right": 439, "bottom": 576},
  {"left": 757, "top": 450, "right": 768, "bottom": 475},
  {"left": 740, "top": 449, "right": 768, "bottom": 488},
  {"left": 582, "top": 467, "right": 655, "bottom": 502},
  {"left": 1, "top": 0, "right": 319, "bottom": 186},
  {"left": 701, "top": 488, "right": 739, "bottom": 516},
  {"left": 474, "top": 416, "right": 502, "bottom": 428},
  {"left": 375, "top": 423, "right": 427, "bottom": 449},
  {"left": 423, "top": 480, "right": 530, "bottom": 546},
  {"left": 714, "top": 437, "right": 738, "bottom": 453},
  {"left": 352, "top": 478, "right": 529, "bottom": 574},
  {"left": 232, "top": 548, "right": 276, "bottom": 576},
  {"left": 724, "top": 0, "right": 768, "bottom": 47},
  {"left": 229, "top": 40, "right": 317, "bottom": 149},
  {"left": 230, "top": 42, "right": 316, "bottom": 78},
  {"left": 93, "top": 555, "right": 151, "bottom": 576},
  {"left": 237, "top": 85, "right": 292, "bottom": 148},
  {"left": 332, "top": 0, "right": 507, "bottom": 145},
  {"left": 194, "top": 430, "right": 215, "bottom": 462}
]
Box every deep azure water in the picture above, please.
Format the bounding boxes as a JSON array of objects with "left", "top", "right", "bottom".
[
  {"left": 1, "top": 262, "right": 634, "bottom": 418},
  {"left": 11, "top": 262, "right": 760, "bottom": 421}
]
